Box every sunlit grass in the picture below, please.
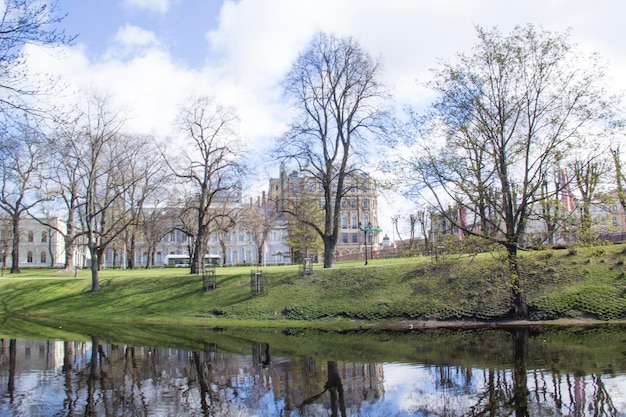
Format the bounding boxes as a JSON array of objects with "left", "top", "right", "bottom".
[{"left": 1, "top": 244, "right": 626, "bottom": 326}]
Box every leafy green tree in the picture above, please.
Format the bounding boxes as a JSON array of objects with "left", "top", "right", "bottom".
[
  {"left": 285, "top": 194, "right": 324, "bottom": 263},
  {"left": 396, "top": 25, "right": 617, "bottom": 318}
]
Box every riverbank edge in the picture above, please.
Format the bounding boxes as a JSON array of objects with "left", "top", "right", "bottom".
[{"left": 7, "top": 312, "right": 626, "bottom": 333}]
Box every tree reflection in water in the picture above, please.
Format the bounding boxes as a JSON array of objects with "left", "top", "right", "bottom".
[{"left": 0, "top": 328, "right": 625, "bottom": 415}]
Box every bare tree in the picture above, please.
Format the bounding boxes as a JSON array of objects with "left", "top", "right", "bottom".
[
  {"left": 115, "top": 134, "right": 167, "bottom": 269},
  {"left": 60, "top": 95, "right": 159, "bottom": 292},
  {"left": 0, "top": 119, "right": 46, "bottom": 273},
  {"left": 168, "top": 96, "right": 246, "bottom": 274},
  {"left": 241, "top": 195, "right": 277, "bottom": 265},
  {"left": 137, "top": 203, "right": 175, "bottom": 269},
  {"left": 275, "top": 32, "right": 388, "bottom": 268},
  {"left": 396, "top": 25, "right": 616, "bottom": 318},
  {"left": 0, "top": 0, "right": 74, "bottom": 122},
  {"left": 391, "top": 210, "right": 430, "bottom": 254},
  {"left": 211, "top": 201, "right": 238, "bottom": 266},
  {"left": 569, "top": 156, "right": 611, "bottom": 241}
]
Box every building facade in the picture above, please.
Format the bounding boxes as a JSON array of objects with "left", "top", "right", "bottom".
[
  {"left": 268, "top": 164, "right": 381, "bottom": 260},
  {"left": 0, "top": 217, "right": 66, "bottom": 269}
]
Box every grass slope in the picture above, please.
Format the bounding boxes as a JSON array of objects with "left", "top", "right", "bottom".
[{"left": 1, "top": 244, "right": 626, "bottom": 328}]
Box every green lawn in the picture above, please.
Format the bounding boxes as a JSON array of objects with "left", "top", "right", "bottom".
[{"left": 1, "top": 244, "right": 626, "bottom": 329}]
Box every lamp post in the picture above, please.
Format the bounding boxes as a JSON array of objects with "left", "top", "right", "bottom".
[
  {"left": 359, "top": 222, "right": 371, "bottom": 265},
  {"left": 359, "top": 222, "right": 382, "bottom": 265}
]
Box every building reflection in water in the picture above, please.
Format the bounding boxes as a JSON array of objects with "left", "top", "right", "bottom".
[{"left": 0, "top": 332, "right": 624, "bottom": 416}]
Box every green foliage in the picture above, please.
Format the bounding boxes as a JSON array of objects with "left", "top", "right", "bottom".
[{"left": 1, "top": 243, "right": 626, "bottom": 325}]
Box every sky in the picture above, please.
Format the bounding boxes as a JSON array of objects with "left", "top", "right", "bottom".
[{"left": 23, "top": 0, "right": 626, "bottom": 237}]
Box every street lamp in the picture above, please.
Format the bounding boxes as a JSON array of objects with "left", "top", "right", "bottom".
[
  {"left": 359, "top": 222, "right": 382, "bottom": 265},
  {"left": 359, "top": 222, "right": 371, "bottom": 265}
]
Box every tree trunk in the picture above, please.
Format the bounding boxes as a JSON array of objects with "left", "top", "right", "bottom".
[
  {"left": 126, "top": 234, "right": 135, "bottom": 269},
  {"left": 506, "top": 244, "right": 528, "bottom": 319},
  {"left": 96, "top": 247, "right": 105, "bottom": 270},
  {"left": 257, "top": 244, "right": 263, "bottom": 266},
  {"left": 145, "top": 246, "right": 155, "bottom": 269},
  {"left": 220, "top": 239, "right": 227, "bottom": 266},
  {"left": 62, "top": 222, "right": 75, "bottom": 271},
  {"left": 89, "top": 245, "right": 100, "bottom": 293},
  {"left": 10, "top": 217, "right": 20, "bottom": 273},
  {"left": 323, "top": 236, "right": 336, "bottom": 268}
]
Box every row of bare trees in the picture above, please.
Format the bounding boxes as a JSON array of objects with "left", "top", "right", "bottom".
[{"left": 0, "top": 93, "right": 260, "bottom": 294}]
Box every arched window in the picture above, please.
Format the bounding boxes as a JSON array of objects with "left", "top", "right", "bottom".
[
  {"left": 40, "top": 252, "right": 46, "bottom": 263},
  {"left": 27, "top": 251, "right": 33, "bottom": 263},
  {"left": 41, "top": 232, "right": 47, "bottom": 243},
  {"left": 27, "top": 231, "right": 34, "bottom": 243}
]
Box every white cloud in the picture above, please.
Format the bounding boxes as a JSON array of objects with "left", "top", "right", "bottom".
[
  {"left": 104, "top": 24, "right": 162, "bottom": 60},
  {"left": 122, "top": 0, "right": 171, "bottom": 14},
  {"left": 22, "top": 0, "right": 626, "bottom": 233}
]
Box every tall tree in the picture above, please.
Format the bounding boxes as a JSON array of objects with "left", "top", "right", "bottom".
[
  {"left": 63, "top": 95, "right": 159, "bottom": 292},
  {"left": 169, "top": 96, "right": 245, "bottom": 274},
  {"left": 0, "top": 119, "right": 46, "bottom": 273},
  {"left": 115, "top": 134, "right": 167, "bottom": 269},
  {"left": 396, "top": 25, "right": 616, "bottom": 318},
  {"left": 275, "top": 32, "right": 388, "bottom": 268}
]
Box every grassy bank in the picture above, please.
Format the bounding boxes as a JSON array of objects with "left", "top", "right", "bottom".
[{"left": 1, "top": 244, "right": 626, "bottom": 328}]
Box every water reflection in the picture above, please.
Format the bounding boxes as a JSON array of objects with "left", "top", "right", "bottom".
[{"left": 0, "top": 327, "right": 625, "bottom": 416}]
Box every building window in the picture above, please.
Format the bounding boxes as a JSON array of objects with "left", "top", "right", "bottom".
[
  {"left": 40, "top": 251, "right": 46, "bottom": 263},
  {"left": 342, "top": 233, "right": 348, "bottom": 243},
  {"left": 41, "top": 232, "right": 47, "bottom": 243},
  {"left": 363, "top": 199, "right": 369, "bottom": 209},
  {"left": 341, "top": 215, "right": 347, "bottom": 228},
  {"left": 341, "top": 199, "right": 346, "bottom": 209},
  {"left": 350, "top": 198, "right": 356, "bottom": 208},
  {"left": 27, "top": 251, "right": 33, "bottom": 263},
  {"left": 351, "top": 215, "right": 357, "bottom": 229},
  {"left": 352, "top": 233, "right": 358, "bottom": 243},
  {"left": 28, "top": 231, "right": 34, "bottom": 242}
]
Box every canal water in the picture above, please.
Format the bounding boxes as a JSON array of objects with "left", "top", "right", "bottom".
[{"left": 1, "top": 322, "right": 626, "bottom": 416}]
